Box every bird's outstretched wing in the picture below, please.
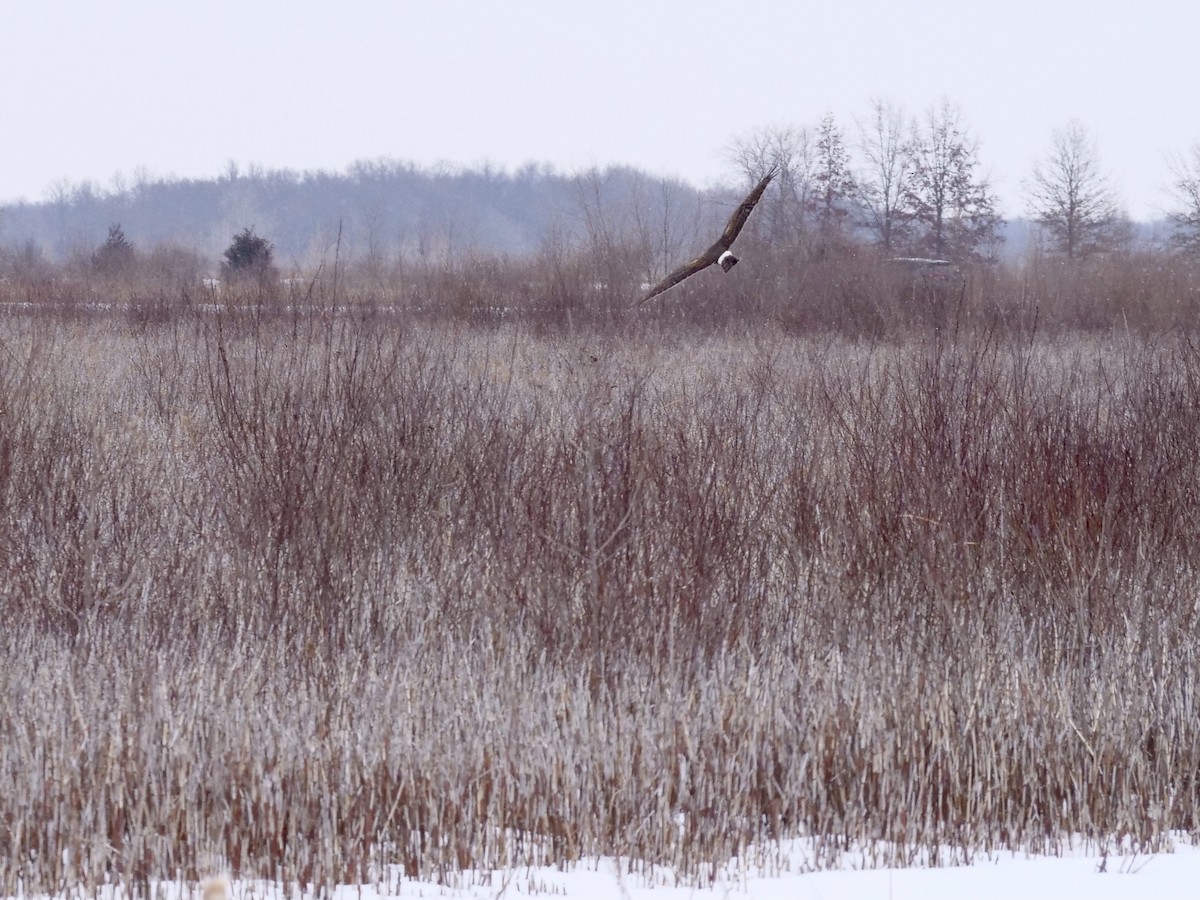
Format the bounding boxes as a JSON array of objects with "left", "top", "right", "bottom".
[
  {"left": 718, "top": 164, "right": 780, "bottom": 248},
  {"left": 636, "top": 165, "right": 779, "bottom": 306},
  {"left": 637, "top": 253, "right": 714, "bottom": 306}
]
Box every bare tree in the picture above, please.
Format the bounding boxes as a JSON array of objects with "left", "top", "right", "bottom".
[
  {"left": 726, "top": 125, "right": 814, "bottom": 249},
  {"left": 1026, "top": 120, "right": 1122, "bottom": 259},
  {"left": 1167, "top": 143, "right": 1200, "bottom": 254},
  {"left": 904, "top": 100, "right": 1001, "bottom": 260},
  {"left": 573, "top": 167, "right": 643, "bottom": 299},
  {"left": 630, "top": 173, "right": 704, "bottom": 284},
  {"left": 855, "top": 97, "right": 911, "bottom": 254},
  {"left": 809, "top": 113, "right": 857, "bottom": 251}
]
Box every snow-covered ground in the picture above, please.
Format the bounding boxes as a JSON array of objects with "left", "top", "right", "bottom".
[
  {"left": 379, "top": 841, "right": 1200, "bottom": 900},
  {"left": 10, "top": 837, "right": 1200, "bottom": 900},
  {"left": 24, "top": 838, "right": 1185, "bottom": 900}
]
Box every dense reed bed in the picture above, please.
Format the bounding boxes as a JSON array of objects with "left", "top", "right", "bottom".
[{"left": 2, "top": 292, "right": 1200, "bottom": 896}]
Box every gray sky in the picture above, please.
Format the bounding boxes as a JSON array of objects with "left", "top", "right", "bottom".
[{"left": 2, "top": 0, "right": 1197, "bottom": 220}]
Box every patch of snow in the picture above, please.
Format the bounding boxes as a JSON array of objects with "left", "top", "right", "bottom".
[{"left": 10, "top": 837, "right": 1200, "bottom": 900}]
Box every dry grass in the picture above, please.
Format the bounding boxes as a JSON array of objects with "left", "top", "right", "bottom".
[{"left": 2, "top": 272, "right": 1200, "bottom": 896}]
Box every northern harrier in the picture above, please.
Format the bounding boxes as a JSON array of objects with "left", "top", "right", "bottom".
[{"left": 637, "top": 165, "right": 779, "bottom": 306}]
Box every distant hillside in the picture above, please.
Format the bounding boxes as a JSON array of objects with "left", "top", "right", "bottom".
[{"left": 0, "top": 160, "right": 711, "bottom": 270}]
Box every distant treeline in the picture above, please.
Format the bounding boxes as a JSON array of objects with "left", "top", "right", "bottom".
[
  {"left": 0, "top": 157, "right": 1054, "bottom": 276},
  {"left": 0, "top": 160, "right": 714, "bottom": 269},
  {"left": 0, "top": 111, "right": 1190, "bottom": 278},
  {"left": 7, "top": 101, "right": 1200, "bottom": 272}
]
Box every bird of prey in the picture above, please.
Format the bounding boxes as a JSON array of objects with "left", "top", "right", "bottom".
[{"left": 637, "top": 165, "right": 779, "bottom": 306}]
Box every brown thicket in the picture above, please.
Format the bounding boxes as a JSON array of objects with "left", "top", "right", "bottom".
[{"left": 2, "top": 249, "right": 1200, "bottom": 896}]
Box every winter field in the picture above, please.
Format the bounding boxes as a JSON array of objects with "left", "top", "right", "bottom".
[
  {"left": 18, "top": 840, "right": 1200, "bottom": 900},
  {"left": 3, "top": 265, "right": 1200, "bottom": 900}
]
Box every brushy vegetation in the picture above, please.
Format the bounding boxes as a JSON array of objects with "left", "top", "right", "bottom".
[{"left": 3, "top": 254, "right": 1200, "bottom": 897}]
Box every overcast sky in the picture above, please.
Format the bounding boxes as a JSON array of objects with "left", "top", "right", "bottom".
[{"left": 2, "top": 0, "right": 1197, "bottom": 220}]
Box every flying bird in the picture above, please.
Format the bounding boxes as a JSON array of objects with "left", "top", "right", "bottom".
[{"left": 637, "top": 165, "right": 779, "bottom": 306}]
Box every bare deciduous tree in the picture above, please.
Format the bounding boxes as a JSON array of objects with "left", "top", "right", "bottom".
[
  {"left": 630, "top": 173, "right": 705, "bottom": 287},
  {"left": 726, "top": 125, "right": 814, "bottom": 250},
  {"left": 573, "top": 167, "right": 644, "bottom": 299},
  {"left": 904, "top": 100, "right": 1002, "bottom": 260},
  {"left": 856, "top": 97, "right": 911, "bottom": 254},
  {"left": 1026, "top": 120, "right": 1122, "bottom": 260},
  {"left": 1167, "top": 143, "right": 1200, "bottom": 255}
]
